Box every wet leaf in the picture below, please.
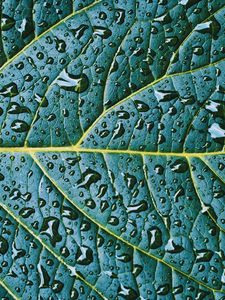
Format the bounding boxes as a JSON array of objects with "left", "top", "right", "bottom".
[{"left": 0, "top": 0, "right": 224, "bottom": 299}]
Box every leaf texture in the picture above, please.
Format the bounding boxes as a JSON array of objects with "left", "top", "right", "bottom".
[{"left": 0, "top": 0, "right": 224, "bottom": 299}]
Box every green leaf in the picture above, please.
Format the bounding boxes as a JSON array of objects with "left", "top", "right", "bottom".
[{"left": 0, "top": 0, "right": 224, "bottom": 299}]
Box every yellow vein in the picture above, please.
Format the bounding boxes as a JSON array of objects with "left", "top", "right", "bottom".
[
  {"left": 0, "top": 147, "right": 223, "bottom": 157},
  {"left": 0, "top": 0, "right": 101, "bottom": 73},
  {"left": 165, "top": 4, "right": 225, "bottom": 74},
  {"left": 0, "top": 203, "right": 106, "bottom": 300},
  {"left": 0, "top": 278, "right": 20, "bottom": 300},
  {"left": 75, "top": 55, "right": 225, "bottom": 146},
  {"left": 200, "top": 157, "right": 225, "bottom": 184},
  {"left": 187, "top": 157, "right": 225, "bottom": 234},
  {"left": 31, "top": 153, "right": 225, "bottom": 294}
]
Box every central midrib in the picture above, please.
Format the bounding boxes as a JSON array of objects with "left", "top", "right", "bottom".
[{"left": 0, "top": 146, "right": 223, "bottom": 157}]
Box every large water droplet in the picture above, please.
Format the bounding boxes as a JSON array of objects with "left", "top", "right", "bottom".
[
  {"left": 112, "top": 123, "right": 125, "bottom": 140},
  {"left": 8, "top": 102, "right": 31, "bottom": 114},
  {"left": 93, "top": 26, "right": 112, "bottom": 39},
  {"left": 0, "top": 83, "right": 19, "bottom": 97},
  {"left": 72, "top": 24, "right": 89, "bottom": 39},
  {"left": 0, "top": 236, "right": 8, "bottom": 254},
  {"left": 170, "top": 159, "right": 188, "bottom": 173},
  {"left": 19, "top": 207, "right": 35, "bottom": 218},
  {"left": 54, "top": 37, "right": 66, "bottom": 52},
  {"left": 62, "top": 206, "right": 78, "bottom": 220},
  {"left": 134, "top": 100, "right": 149, "bottom": 112},
  {"left": 38, "top": 264, "right": 50, "bottom": 288},
  {"left": 76, "top": 245, "right": 93, "bottom": 265},
  {"left": 11, "top": 120, "right": 30, "bottom": 133},
  {"left": 118, "top": 284, "right": 139, "bottom": 300},
  {"left": 196, "top": 249, "right": 213, "bottom": 262},
  {"left": 52, "top": 280, "right": 64, "bottom": 293},
  {"left": 77, "top": 168, "right": 101, "bottom": 189},
  {"left": 195, "top": 17, "right": 221, "bottom": 39},
  {"left": 115, "top": 9, "right": 125, "bottom": 24},
  {"left": 127, "top": 200, "right": 148, "bottom": 213},
  {"left": 124, "top": 173, "right": 137, "bottom": 190},
  {"left": 208, "top": 123, "right": 225, "bottom": 144},
  {"left": 148, "top": 226, "right": 163, "bottom": 249},
  {"left": 179, "top": 0, "right": 200, "bottom": 8},
  {"left": 56, "top": 69, "right": 89, "bottom": 93},
  {"left": 156, "top": 284, "right": 170, "bottom": 295},
  {"left": 40, "top": 217, "right": 62, "bottom": 247},
  {"left": 154, "top": 90, "right": 179, "bottom": 102},
  {"left": 18, "top": 18, "right": 33, "bottom": 38},
  {"left": 165, "top": 238, "right": 184, "bottom": 253},
  {"left": 1, "top": 14, "right": 15, "bottom": 31}
]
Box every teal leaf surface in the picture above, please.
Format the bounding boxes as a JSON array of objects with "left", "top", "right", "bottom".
[{"left": 0, "top": 0, "right": 224, "bottom": 299}]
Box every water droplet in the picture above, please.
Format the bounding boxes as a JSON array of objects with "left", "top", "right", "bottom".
[
  {"left": 116, "top": 111, "right": 130, "bottom": 119},
  {"left": 77, "top": 168, "right": 101, "bottom": 189},
  {"left": 156, "top": 284, "right": 170, "bottom": 295},
  {"left": 18, "top": 18, "right": 33, "bottom": 39},
  {"left": 62, "top": 206, "right": 78, "bottom": 220},
  {"left": 0, "top": 83, "right": 19, "bottom": 97},
  {"left": 153, "top": 12, "right": 171, "bottom": 25},
  {"left": 38, "top": 264, "right": 50, "bottom": 288},
  {"left": 72, "top": 24, "right": 89, "bottom": 39},
  {"left": 133, "top": 264, "right": 143, "bottom": 277},
  {"left": 116, "top": 253, "right": 132, "bottom": 262},
  {"left": 154, "top": 164, "right": 164, "bottom": 175},
  {"left": 11, "top": 120, "right": 30, "bottom": 133},
  {"left": 51, "top": 280, "right": 64, "bottom": 293},
  {"left": 40, "top": 217, "right": 62, "bottom": 247},
  {"left": 1, "top": 14, "right": 15, "bottom": 31},
  {"left": 108, "top": 216, "right": 119, "bottom": 226},
  {"left": 148, "top": 226, "right": 163, "bottom": 249},
  {"left": 100, "top": 200, "right": 109, "bottom": 212},
  {"left": 193, "top": 46, "right": 204, "bottom": 55},
  {"left": 54, "top": 37, "right": 66, "bottom": 52},
  {"left": 179, "top": 0, "right": 200, "bottom": 8},
  {"left": 85, "top": 198, "right": 96, "bottom": 209},
  {"left": 115, "top": 9, "right": 125, "bottom": 24},
  {"left": 170, "top": 159, "right": 188, "bottom": 173},
  {"left": 134, "top": 100, "right": 149, "bottom": 112},
  {"left": 118, "top": 285, "right": 139, "bottom": 300},
  {"left": 9, "top": 188, "right": 21, "bottom": 200},
  {"left": 93, "top": 26, "right": 112, "bottom": 39},
  {"left": 0, "top": 236, "right": 8, "bottom": 254},
  {"left": 208, "top": 123, "right": 225, "bottom": 144},
  {"left": 12, "top": 242, "right": 26, "bottom": 260},
  {"left": 195, "top": 17, "right": 221, "bottom": 39},
  {"left": 65, "top": 156, "right": 81, "bottom": 166},
  {"left": 112, "top": 123, "right": 125, "bottom": 139},
  {"left": 124, "top": 173, "right": 137, "bottom": 190},
  {"left": 154, "top": 90, "right": 179, "bottom": 102},
  {"left": 196, "top": 249, "right": 213, "bottom": 262},
  {"left": 56, "top": 69, "right": 89, "bottom": 93},
  {"left": 127, "top": 200, "right": 148, "bottom": 213},
  {"left": 76, "top": 246, "right": 93, "bottom": 265},
  {"left": 8, "top": 102, "right": 31, "bottom": 114},
  {"left": 19, "top": 207, "right": 35, "bottom": 218},
  {"left": 165, "top": 239, "right": 184, "bottom": 253},
  {"left": 96, "top": 184, "right": 108, "bottom": 198}
]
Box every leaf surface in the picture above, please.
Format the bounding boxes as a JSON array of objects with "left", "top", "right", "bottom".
[{"left": 0, "top": 0, "right": 225, "bottom": 299}]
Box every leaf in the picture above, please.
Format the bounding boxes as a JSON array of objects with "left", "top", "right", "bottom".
[
  {"left": 0, "top": 0, "right": 224, "bottom": 299},
  {"left": 0, "top": 0, "right": 96, "bottom": 66}
]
